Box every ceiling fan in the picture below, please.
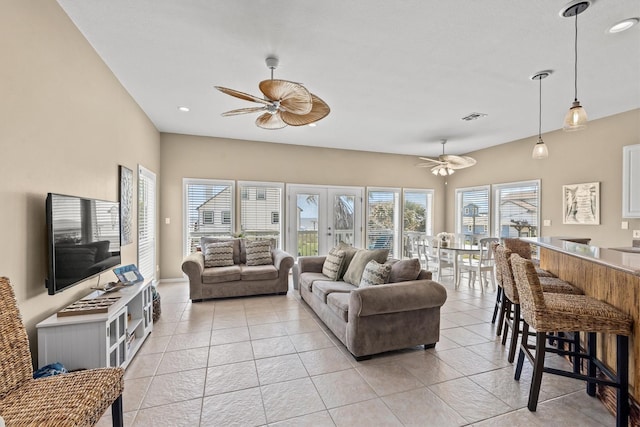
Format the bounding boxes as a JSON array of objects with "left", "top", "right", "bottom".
[
  {"left": 416, "top": 139, "right": 477, "bottom": 176},
  {"left": 215, "top": 57, "right": 330, "bottom": 130}
]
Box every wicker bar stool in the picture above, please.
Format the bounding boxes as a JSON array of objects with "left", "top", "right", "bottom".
[
  {"left": 489, "top": 242, "right": 503, "bottom": 326},
  {"left": 494, "top": 244, "right": 583, "bottom": 362},
  {"left": 510, "top": 255, "right": 633, "bottom": 427},
  {"left": 503, "top": 238, "right": 555, "bottom": 278},
  {"left": 0, "top": 277, "right": 124, "bottom": 426}
]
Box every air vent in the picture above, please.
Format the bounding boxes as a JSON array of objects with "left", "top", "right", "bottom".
[{"left": 461, "top": 112, "right": 488, "bottom": 121}]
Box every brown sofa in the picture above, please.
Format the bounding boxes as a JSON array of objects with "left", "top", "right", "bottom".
[
  {"left": 181, "top": 237, "right": 294, "bottom": 302},
  {"left": 297, "top": 253, "right": 447, "bottom": 360}
]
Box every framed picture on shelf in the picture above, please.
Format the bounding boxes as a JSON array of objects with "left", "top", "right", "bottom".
[
  {"left": 119, "top": 165, "right": 134, "bottom": 245},
  {"left": 113, "top": 264, "right": 144, "bottom": 285},
  {"left": 562, "top": 182, "right": 600, "bottom": 225}
]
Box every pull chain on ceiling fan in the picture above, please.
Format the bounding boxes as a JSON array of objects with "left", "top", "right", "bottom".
[
  {"left": 215, "top": 57, "right": 330, "bottom": 129},
  {"left": 416, "top": 139, "right": 477, "bottom": 176}
]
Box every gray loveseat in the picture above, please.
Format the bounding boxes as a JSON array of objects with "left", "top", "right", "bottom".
[
  {"left": 298, "top": 249, "right": 447, "bottom": 360},
  {"left": 182, "top": 237, "right": 294, "bottom": 302}
]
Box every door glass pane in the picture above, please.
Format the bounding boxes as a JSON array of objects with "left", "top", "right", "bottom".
[
  {"left": 333, "top": 195, "right": 355, "bottom": 246},
  {"left": 402, "top": 191, "right": 430, "bottom": 259},
  {"left": 297, "top": 194, "right": 319, "bottom": 256}
]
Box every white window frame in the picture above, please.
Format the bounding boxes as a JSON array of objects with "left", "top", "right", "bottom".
[{"left": 493, "top": 180, "right": 541, "bottom": 238}]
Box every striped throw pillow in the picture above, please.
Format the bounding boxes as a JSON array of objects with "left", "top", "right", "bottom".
[
  {"left": 245, "top": 240, "right": 273, "bottom": 266},
  {"left": 204, "top": 241, "right": 235, "bottom": 267},
  {"left": 359, "top": 260, "right": 392, "bottom": 287},
  {"left": 322, "top": 247, "right": 346, "bottom": 281}
]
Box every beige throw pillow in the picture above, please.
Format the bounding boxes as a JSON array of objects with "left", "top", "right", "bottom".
[
  {"left": 337, "top": 242, "right": 358, "bottom": 280},
  {"left": 322, "top": 247, "right": 346, "bottom": 281},
  {"left": 388, "top": 258, "right": 422, "bottom": 283},
  {"left": 343, "top": 249, "right": 389, "bottom": 285},
  {"left": 245, "top": 240, "right": 273, "bottom": 266},
  {"left": 359, "top": 260, "right": 392, "bottom": 287},
  {"left": 204, "top": 241, "right": 235, "bottom": 267}
]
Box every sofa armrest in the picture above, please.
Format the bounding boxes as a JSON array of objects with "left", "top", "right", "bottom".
[
  {"left": 181, "top": 252, "right": 205, "bottom": 280},
  {"left": 272, "top": 248, "right": 294, "bottom": 274},
  {"left": 298, "top": 256, "right": 326, "bottom": 274},
  {"left": 350, "top": 280, "right": 447, "bottom": 317}
]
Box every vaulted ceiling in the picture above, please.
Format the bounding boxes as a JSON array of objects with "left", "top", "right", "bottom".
[{"left": 57, "top": 0, "right": 640, "bottom": 157}]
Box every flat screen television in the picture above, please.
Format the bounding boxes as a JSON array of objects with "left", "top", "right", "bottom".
[{"left": 46, "top": 193, "right": 122, "bottom": 295}]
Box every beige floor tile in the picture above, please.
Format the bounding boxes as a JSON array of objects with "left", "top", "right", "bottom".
[
  {"left": 469, "top": 366, "right": 545, "bottom": 409},
  {"left": 433, "top": 347, "right": 501, "bottom": 376},
  {"left": 96, "top": 409, "right": 137, "bottom": 427},
  {"left": 208, "top": 341, "right": 255, "bottom": 366},
  {"left": 246, "top": 311, "right": 281, "bottom": 325},
  {"left": 136, "top": 335, "right": 170, "bottom": 355},
  {"left": 173, "top": 318, "right": 213, "bottom": 334},
  {"left": 466, "top": 340, "right": 516, "bottom": 368},
  {"left": 312, "top": 368, "right": 377, "bottom": 408},
  {"left": 282, "top": 318, "right": 323, "bottom": 335},
  {"left": 210, "top": 325, "right": 251, "bottom": 345},
  {"left": 249, "top": 322, "right": 288, "bottom": 340},
  {"left": 122, "top": 376, "right": 153, "bottom": 413},
  {"left": 328, "top": 398, "right": 403, "bottom": 427},
  {"left": 268, "top": 410, "right": 336, "bottom": 427},
  {"left": 124, "top": 352, "right": 163, "bottom": 380},
  {"left": 255, "top": 353, "right": 308, "bottom": 385},
  {"left": 463, "top": 322, "right": 502, "bottom": 342},
  {"left": 133, "top": 398, "right": 202, "bottom": 426},
  {"left": 201, "top": 387, "right": 266, "bottom": 426},
  {"left": 382, "top": 387, "right": 467, "bottom": 426},
  {"left": 156, "top": 346, "right": 209, "bottom": 375},
  {"left": 141, "top": 369, "right": 206, "bottom": 408},
  {"left": 276, "top": 307, "right": 312, "bottom": 321},
  {"left": 440, "top": 326, "right": 491, "bottom": 346},
  {"left": 261, "top": 378, "right": 326, "bottom": 423},
  {"left": 298, "top": 347, "right": 353, "bottom": 376},
  {"left": 355, "top": 362, "right": 424, "bottom": 396},
  {"left": 396, "top": 352, "right": 464, "bottom": 386},
  {"left": 149, "top": 321, "right": 178, "bottom": 337},
  {"left": 165, "top": 330, "right": 211, "bottom": 351},
  {"left": 204, "top": 360, "right": 259, "bottom": 396},
  {"left": 428, "top": 377, "right": 512, "bottom": 423},
  {"left": 441, "top": 312, "right": 487, "bottom": 327},
  {"left": 212, "top": 315, "right": 248, "bottom": 330},
  {"left": 251, "top": 335, "right": 296, "bottom": 359},
  {"left": 288, "top": 331, "right": 335, "bottom": 352},
  {"left": 427, "top": 335, "right": 461, "bottom": 352}
]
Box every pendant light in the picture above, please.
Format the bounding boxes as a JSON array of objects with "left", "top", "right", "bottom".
[
  {"left": 531, "top": 71, "right": 551, "bottom": 159},
  {"left": 562, "top": 1, "right": 590, "bottom": 131}
]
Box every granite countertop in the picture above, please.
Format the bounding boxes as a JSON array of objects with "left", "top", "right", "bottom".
[{"left": 523, "top": 237, "right": 640, "bottom": 277}]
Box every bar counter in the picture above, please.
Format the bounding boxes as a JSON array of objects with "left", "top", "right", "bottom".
[{"left": 524, "top": 237, "right": 640, "bottom": 407}]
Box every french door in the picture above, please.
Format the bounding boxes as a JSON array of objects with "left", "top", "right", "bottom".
[{"left": 286, "top": 185, "right": 363, "bottom": 258}]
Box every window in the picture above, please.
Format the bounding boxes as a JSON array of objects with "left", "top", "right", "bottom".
[
  {"left": 221, "top": 210, "right": 231, "bottom": 224},
  {"left": 494, "top": 180, "right": 540, "bottom": 238},
  {"left": 366, "top": 188, "right": 400, "bottom": 258},
  {"left": 241, "top": 188, "right": 249, "bottom": 200},
  {"left": 138, "top": 166, "right": 156, "bottom": 282},
  {"left": 455, "top": 186, "right": 490, "bottom": 239},
  {"left": 239, "top": 182, "right": 283, "bottom": 247},
  {"left": 402, "top": 189, "right": 434, "bottom": 258},
  {"left": 184, "top": 179, "right": 234, "bottom": 254},
  {"left": 202, "top": 210, "right": 214, "bottom": 224}
]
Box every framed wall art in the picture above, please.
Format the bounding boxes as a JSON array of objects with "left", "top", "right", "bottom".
[
  {"left": 562, "top": 181, "right": 600, "bottom": 225},
  {"left": 119, "top": 165, "right": 134, "bottom": 245}
]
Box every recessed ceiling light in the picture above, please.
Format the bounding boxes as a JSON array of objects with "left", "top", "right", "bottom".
[
  {"left": 608, "top": 18, "right": 639, "bottom": 34},
  {"left": 177, "top": 106, "right": 190, "bottom": 112}
]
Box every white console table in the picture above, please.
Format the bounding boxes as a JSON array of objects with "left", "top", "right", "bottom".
[{"left": 37, "top": 281, "right": 153, "bottom": 370}]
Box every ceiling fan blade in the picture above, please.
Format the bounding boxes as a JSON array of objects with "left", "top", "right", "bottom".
[
  {"left": 255, "top": 112, "right": 287, "bottom": 130},
  {"left": 417, "top": 157, "right": 447, "bottom": 165},
  {"left": 221, "top": 106, "right": 266, "bottom": 117},
  {"left": 215, "top": 86, "right": 271, "bottom": 106},
  {"left": 440, "top": 155, "right": 477, "bottom": 169},
  {"left": 280, "top": 94, "right": 330, "bottom": 126},
  {"left": 259, "top": 80, "right": 312, "bottom": 115}
]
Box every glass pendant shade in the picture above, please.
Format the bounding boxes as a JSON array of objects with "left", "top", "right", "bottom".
[
  {"left": 431, "top": 165, "right": 455, "bottom": 176},
  {"left": 563, "top": 100, "right": 588, "bottom": 131},
  {"left": 532, "top": 138, "right": 549, "bottom": 159}
]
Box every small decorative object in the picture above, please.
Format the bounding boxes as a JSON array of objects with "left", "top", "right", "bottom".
[
  {"left": 57, "top": 295, "right": 121, "bottom": 317},
  {"left": 436, "top": 232, "right": 453, "bottom": 247},
  {"left": 113, "top": 264, "right": 144, "bottom": 285},
  {"left": 563, "top": 182, "right": 600, "bottom": 225},
  {"left": 119, "top": 165, "right": 134, "bottom": 245},
  {"left": 151, "top": 286, "right": 161, "bottom": 322}
]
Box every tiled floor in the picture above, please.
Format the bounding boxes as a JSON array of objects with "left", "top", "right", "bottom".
[{"left": 98, "top": 274, "right": 615, "bottom": 426}]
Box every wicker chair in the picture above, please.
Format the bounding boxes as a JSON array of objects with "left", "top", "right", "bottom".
[
  {"left": 510, "top": 255, "right": 633, "bottom": 427},
  {"left": 489, "top": 242, "right": 503, "bottom": 326},
  {"left": 494, "top": 244, "right": 583, "bottom": 362},
  {"left": 502, "top": 238, "right": 555, "bottom": 278},
  {"left": 0, "top": 277, "right": 124, "bottom": 426}
]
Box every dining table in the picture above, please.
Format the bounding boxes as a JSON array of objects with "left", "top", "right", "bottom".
[{"left": 438, "top": 243, "right": 481, "bottom": 288}]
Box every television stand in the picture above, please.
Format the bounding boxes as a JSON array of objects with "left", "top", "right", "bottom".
[{"left": 36, "top": 281, "right": 153, "bottom": 370}]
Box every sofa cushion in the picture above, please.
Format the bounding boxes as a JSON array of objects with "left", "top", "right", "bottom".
[
  {"left": 299, "top": 272, "right": 328, "bottom": 292},
  {"left": 204, "top": 241, "right": 235, "bottom": 268},
  {"left": 202, "top": 265, "right": 242, "bottom": 284},
  {"left": 388, "top": 258, "right": 422, "bottom": 283},
  {"left": 343, "top": 249, "right": 389, "bottom": 286},
  {"left": 312, "top": 281, "right": 357, "bottom": 303},
  {"left": 327, "top": 292, "right": 350, "bottom": 322},
  {"left": 245, "top": 240, "right": 273, "bottom": 266},
  {"left": 240, "top": 264, "right": 278, "bottom": 281},
  {"left": 322, "top": 247, "right": 346, "bottom": 280},
  {"left": 201, "top": 237, "right": 241, "bottom": 264},
  {"left": 359, "top": 260, "right": 392, "bottom": 287},
  {"left": 337, "top": 242, "right": 358, "bottom": 280}
]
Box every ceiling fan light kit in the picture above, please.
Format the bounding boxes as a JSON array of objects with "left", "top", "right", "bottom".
[
  {"left": 417, "top": 139, "right": 476, "bottom": 176},
  {"left": 562, "top": 0, "right": 590, "bottom": 131},
  {"left": 215, "top": 56, "right": 330, "bottom": 129}
]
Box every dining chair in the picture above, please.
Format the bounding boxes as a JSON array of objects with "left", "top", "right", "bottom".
[{"left": 458, "top": 237, "right": 499, "bottom": 293}]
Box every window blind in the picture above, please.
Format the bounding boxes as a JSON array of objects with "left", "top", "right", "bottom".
[
  {"left": 495, "top": 181, "right": 540, "bottom": 238},
  {"left": 138, "top": 166, "right": 156, "bottom": 282},
  {"left": 239, "top": 184, "right": 282, "bottom": 247},
  {"left": 185, "top": 180, "right": 234, "bottom": 254},
  {"left": 456, "top": 187, "right": 490, "bottom": 237},
  {"left": 367, "top": 189, "right": 399, "bottom": 257}
]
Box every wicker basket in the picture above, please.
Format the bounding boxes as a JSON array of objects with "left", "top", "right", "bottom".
[{"left": 152, "top": 287, "right": 161, "bottom": 323}]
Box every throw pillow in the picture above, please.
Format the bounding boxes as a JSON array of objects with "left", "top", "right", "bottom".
[
  {"left": 343, "top": 248, "right": 389, "bottom": 285},
  {"left": 245, "top": 240, "right": 273, "bottom": 266},
  {"left": 204, "top": 241, "right": 235, "bottom": 268},
  {"left": 359, "top": 260, "right": 392, "bottom": 287},
  {"left": 388, "top": 258, "right": 422, "bottom": 283},
  {"left": 322, "top": 247, "right": 346, "bottom": 281},
  {"left": 201, "top": 237, "right": 241, "bottom": 264},
  {"left": 337, "top": 242, "right": 358, "bottom": 280}
]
